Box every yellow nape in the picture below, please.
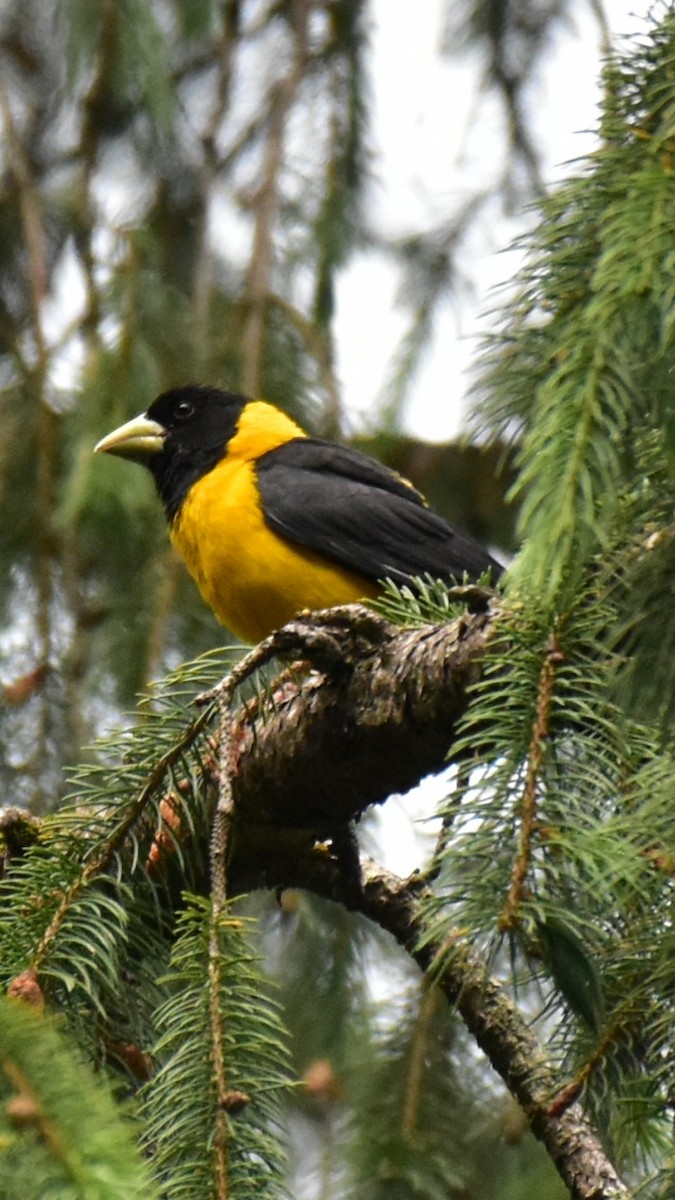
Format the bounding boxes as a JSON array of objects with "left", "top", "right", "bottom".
[
  {"left": 222, "top": 399, "right": 307, "bottom": 460},
  {"left": 170, "top": 400, "right": 377, "bottom": 643}
]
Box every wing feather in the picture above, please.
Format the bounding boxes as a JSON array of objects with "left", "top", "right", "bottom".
[{"left": 255, "top": 439, "right": 502, "bottom": 587}]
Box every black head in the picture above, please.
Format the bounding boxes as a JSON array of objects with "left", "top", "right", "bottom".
[
  {"left": 96, "top": 386, "right": 248, "bottom": 519},
  {"left": 147, "top": 386, "right": 248, "bottom": 518}
]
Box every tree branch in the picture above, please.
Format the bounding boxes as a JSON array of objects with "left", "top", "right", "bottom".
[
  {"left": 218, "top": 602, "right": 627, "bottom": 1200},
  {"left": 227, "top": 601, "right": 494, "bottom": 832},
  {"left": 232, "top": 836, "right": 628, "bottom": 1200},
  {"left": 240, "top": 0, "right": 309, "bottom": 394},
  {"left": 2, "top": 599, "right": 628, "bottom": 1197},
  {"left": 356, "top": 861, "right": 628, "bottom": 1200}
]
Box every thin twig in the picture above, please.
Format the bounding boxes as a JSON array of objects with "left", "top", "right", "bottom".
[
  {"left": 240, "top": 0, "right": 308, "bottom": 394},
  {"left": 400, "top": 980, "right": 441, "bottom": 1139},
  {"left": 500, "top": 635, "right": 563, "bottom": 929},
  {"left": 32, "top": 695, "right": 222, "bottom": 971}
]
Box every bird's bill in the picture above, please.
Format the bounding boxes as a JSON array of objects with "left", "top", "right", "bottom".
[{"left": 94, "top": 414, "right": 166, "bottom": 459}]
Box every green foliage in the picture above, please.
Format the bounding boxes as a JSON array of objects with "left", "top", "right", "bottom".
[
  {"left": 174, "top": 0, "right": 221, "bottom": 42},
  {"left": 421, "top": 582, "right": 675, "bottom": 1175},
  {"left": 0, "top": 995, "right": 158, "bottom": 1200},
  {"left": 372, "top": 575, "right": 476, "bottom": 628},
  {"left": 381, "top": 206, "right": 482, "bottom": 426},
  {"left": 265, "top": 897, "right": 567, "bottom": 1199},
  {"left": 0, "top": 644, "right": 232, "bottom": 989},
  {"left": 5, "top": 0, "right": 675, "bottom": 1196},
  {"left": 444, "top": 0, "right": 570, "bottom": 186},
  {"left": 142, "top": 896, "right": 290, "bottom": 1200},
  {"left": 536, "top": 913, "right": 605, "bottom": 1034},
  {"left": 0, "top": 647, "right": 293, "bottom": 1196},
  {"left": 263, "top": 891, "right": 381, "bottom": 1083},
  {"left": 478, "top": 7, "right": 675, "bottom": 641},
  {"left": 310, "top": 0, "right": 369, "bottom": 332},
  {"left": 344, "top": 982, "right": 554, "bottom": 1200},
  {"left": 59, "top": 0, "right": 173, "bottom": 128},
  {"left": 389, "top": 89, "right": 675, "bottom": 1134}
]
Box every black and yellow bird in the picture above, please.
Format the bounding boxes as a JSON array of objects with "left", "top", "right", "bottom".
[{"left": 95, "top": 385, "right": 502, "bottom": 643}]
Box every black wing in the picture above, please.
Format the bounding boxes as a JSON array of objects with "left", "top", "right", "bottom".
[{"left": 255, "top": 438, "right": 502, "bottom": 587}]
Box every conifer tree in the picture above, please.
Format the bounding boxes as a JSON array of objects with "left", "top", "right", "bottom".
[{"left": 4, "top": 3, "right": 674, "bottom": 1199}]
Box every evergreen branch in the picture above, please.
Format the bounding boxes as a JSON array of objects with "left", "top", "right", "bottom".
[
  {"left": 207, "top": 700, "right": 241, "bottom": 1198},
  {"left": 284, "top": 854, "right": 629, "bottom": 1200},
  {"left": 2, "top": 600, "right": 496, "bottom": 986},
  {"left": 0, "top": 996, "right": 158, "bottom": 1199},
  {"left": 208, "top": 918, "right": 230, "bottom": 1200},
  {"left": 267, "top": 292, "right": 341, "bottom": 431},
  {"left": 142, "top": 899, "right": 289, "bottom": 1200},
  {"left": 500, "top": 632, "right": 563, "bottom": 930},
  {"left": 547, "top": 1005, "right": 637, "bottom": 1119},
  {"left": 0, "top": 75, "right": 57, "bottom": 811},
  {"left": 478, "top": 8, "right": 675, "bottom": 612},
  {"left": 2, "top": 1056, "right": 77, "bottom": 1181},
  {"left": 380, "top": 198, "right": 490, "bottom": 423},
  {"left": 191, "top": 4, "right": 240, "bottom": 363},
  {"left": 210, "top": 696, "right": 237, "bottom": 907},
  {"left": 218, "top": 602, "right": 497, "bottom": 837},
  {"left": 362, "top": 862, "right": 628, "bottom": 1200},
  {"left": 4, "top": 596, "right": 671, "bottom": 1192},
  {"left": 69, "top": 0, "right": 119, "bottom": 342},
  {"left": 0, "top": 82, "right": 48, "bottom": 320},
  {"left": 420, "top": 594, "right": 630, "bottom": 960},
  {"left": 193, "top": 599, "right": 668, "bottom": 1189},
  {"left": 0, "top": 648, "right": 239, "bottom": 1037},
  {"left": 400, "top": 981, "right": 442, "bottom": 1140},
  {"left": 141, "top": 550, "right": 183, "bottom": 687},
  {"left": 208, "top": 898, "right": 230, "bottom": 1199},
  {"left": 30, "top": 697, "right": 219, "bottom": 974},
  {"left": 189, "top": 602, "right": 629, "bottom": 1194}
]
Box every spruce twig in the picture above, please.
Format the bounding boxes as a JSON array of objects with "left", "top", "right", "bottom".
[
  {"left": 208, "top": 695, "right": 238, "bottom": 1198},
  {"left": 30, "top": 699, "right": 219, "bottom": 974},
  {"left": 500, "top": 632, "right": 563, "bottom": 930}
]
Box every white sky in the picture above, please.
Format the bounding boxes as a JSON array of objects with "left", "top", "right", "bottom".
[
  {"left": 344, "top": 0, "right": 654, "bottom": 875},
  {"left": 335, "top": 0, "right": 653, "bottom": 447}
]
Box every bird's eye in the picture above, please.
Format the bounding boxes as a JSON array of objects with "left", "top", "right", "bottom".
[{"left": 175, "top": 400, "right": 195, "bottom": 420}]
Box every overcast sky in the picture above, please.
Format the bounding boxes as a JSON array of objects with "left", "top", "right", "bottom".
[{"left": 335, "top": 0, "right": 653, "bottom": 445}]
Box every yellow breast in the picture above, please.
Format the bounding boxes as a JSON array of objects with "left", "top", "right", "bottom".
[{"left": 169, "top": 401, "right": 376, "bottom": 643}]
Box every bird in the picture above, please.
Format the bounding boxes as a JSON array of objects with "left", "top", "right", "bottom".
[{"left": 95, "top": 385, "right": 502, "bottom": 643}]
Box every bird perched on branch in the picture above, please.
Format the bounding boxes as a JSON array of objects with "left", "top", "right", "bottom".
[{"left": 95, "top": 385, "right": 502, "bottom": 643}]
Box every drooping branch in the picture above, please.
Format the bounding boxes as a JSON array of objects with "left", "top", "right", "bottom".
[
  {"left": 1, "top": 598, "right": 628, "bottom": 1198},
  {"left": 334, "top": 859, "right": 627, "bottom": 1200},
  {"left": 240, "top": 0, "right": 308, "bottom": 394},
  {"left": 229, "top": 823, "right": 628, "bottom": 1200},
  {"left": 215, "top": 602, "right": 627, "bottom": 1200}
]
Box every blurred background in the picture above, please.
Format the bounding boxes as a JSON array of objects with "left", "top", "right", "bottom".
[{"left": 0, "top": 2, "right": 650, "bottom": 1194}]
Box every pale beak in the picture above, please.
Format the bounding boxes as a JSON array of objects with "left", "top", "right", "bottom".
[{"left": 94, "top": 414, "right": 167, "bottom": 459}]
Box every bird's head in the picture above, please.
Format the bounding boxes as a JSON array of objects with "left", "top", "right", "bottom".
[{"left": 94, "top": 386, "right": 248, "bottom": 517}]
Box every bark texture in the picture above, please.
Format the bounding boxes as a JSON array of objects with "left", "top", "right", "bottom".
[{"left": 230, "top": 602, "right": 493, "bottom": 829}]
